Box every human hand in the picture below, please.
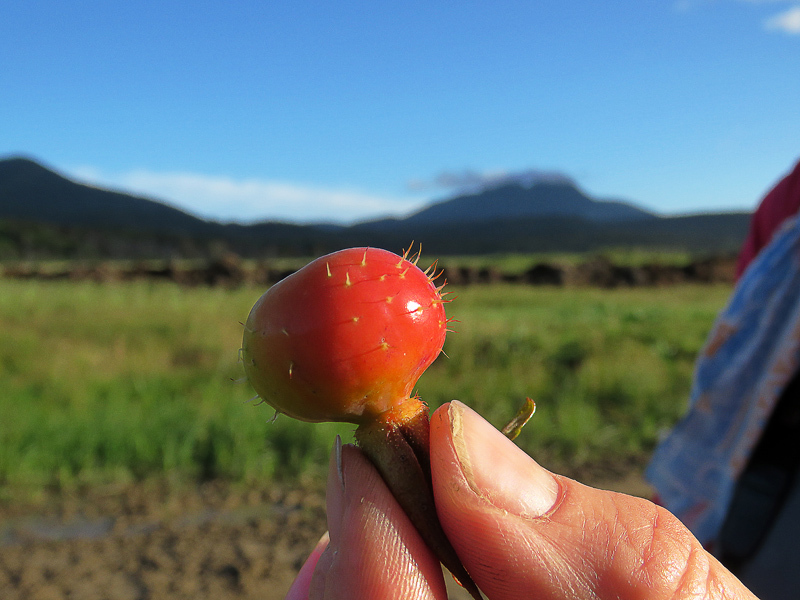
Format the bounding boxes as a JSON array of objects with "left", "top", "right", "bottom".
[{"left": 287, "top": 400, "right": 758, "bottom": 600}]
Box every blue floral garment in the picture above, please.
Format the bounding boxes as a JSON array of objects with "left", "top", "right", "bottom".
[{"left": 645, "top": 214, "right": 800, "bottom": 545}]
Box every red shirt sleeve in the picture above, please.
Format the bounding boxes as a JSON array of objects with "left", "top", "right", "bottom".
[{"left": 736, "top": 159, "right": 800, "bottom": 279}]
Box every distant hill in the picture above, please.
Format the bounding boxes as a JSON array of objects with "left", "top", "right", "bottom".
[
  {"left": 400, "top": 181, "right": 656, "bottom": 225},
  {"left": 0, "top": 157, "right": 215, "bottom": 236},
  {"left": 0, "top": 156, "right": 752, "bottom": 259}
]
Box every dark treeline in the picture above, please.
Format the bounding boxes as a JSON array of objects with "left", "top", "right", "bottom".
[
  {"left": 2, "top": 252, "right": 738, "bottom": 289},
  {"left": 0, "top": 212, "right": 750, "bottom": 263}
]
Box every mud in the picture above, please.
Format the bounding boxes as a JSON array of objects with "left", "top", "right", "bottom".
[
  {"left": 0, "top": 474, "right": 651, "bottom": 599},
  {"left": 0, "top": 480, "right": 327, "bottom": 600}
]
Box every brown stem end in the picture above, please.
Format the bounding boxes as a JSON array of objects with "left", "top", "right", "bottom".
[{"left": 355, "top": 400, "right": 483, "bottom": 600}]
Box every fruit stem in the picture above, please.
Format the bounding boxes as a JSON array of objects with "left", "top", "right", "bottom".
[{"left": 355, "top": 400, "right": 483, "bottom": 600}]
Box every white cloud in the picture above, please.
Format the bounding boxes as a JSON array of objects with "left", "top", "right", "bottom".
[
  {"left": 66, "top": 167, "right": 428, "bottom": 224},
  {"left": 677, "top": 1, "right": 800, "bottom": 34},
  {"left": 764, "top": 5, "right": 800, "bottom": 32},
  {"left": 408, "top": 168, "right": 575, "bottom": 194}
]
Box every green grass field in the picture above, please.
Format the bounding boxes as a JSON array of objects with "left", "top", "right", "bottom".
[{"left": 0, "top": 277, "right": 732, "bottom": 498}]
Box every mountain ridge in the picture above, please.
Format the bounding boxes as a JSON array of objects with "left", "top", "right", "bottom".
[
  {"left": 400, "top": 180, "right": 657, "bottom": 225},
  {"left": 0, "top": 157, "right": 217, "bottom": 235},
  {"left": 0, "top": 156, "right": 752, "bottom": 259}
]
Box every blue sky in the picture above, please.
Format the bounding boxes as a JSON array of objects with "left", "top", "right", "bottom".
[{"left": 2, "top": 1, "right": 799, "bottom": 224}]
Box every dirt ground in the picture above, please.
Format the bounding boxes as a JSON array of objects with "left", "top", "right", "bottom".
[
  {"left": 0, "top": 480, "right": 327, "bottom": 600},
  {"left": 0, "top": 473, "right": 652, "bottom": 600}
]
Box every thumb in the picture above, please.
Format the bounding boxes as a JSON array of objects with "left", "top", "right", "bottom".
[{"left": 430, "top": 401, "right": 757, "bottom": 600}]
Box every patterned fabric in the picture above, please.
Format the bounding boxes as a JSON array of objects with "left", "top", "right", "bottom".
[
  {"left": 737, "top": 159, "right": 800, "bottom": 278},
  {"left": 645, "top": 214, "right": 800, "bottom": 545}
]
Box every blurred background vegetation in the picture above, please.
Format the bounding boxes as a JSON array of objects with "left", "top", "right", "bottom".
[{"left": 0, "top": 267, "right": 731, "bottom": 501}]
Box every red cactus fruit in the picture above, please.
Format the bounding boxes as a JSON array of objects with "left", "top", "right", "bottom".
[
  {"left": 241, "top": 246, "right": 482, "bottom": 599},
  {"left": 242, "top": 246, "right": 447, "bottom": 425}
]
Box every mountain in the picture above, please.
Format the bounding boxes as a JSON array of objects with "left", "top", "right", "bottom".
[
  {"left": 400, "top": 181, "right": 656, "bottom": 225},
  {"left": 0, "top": 156, "right": 752, "bottom": 259},
  {"left": 0, "top": 157, "right": 216, "bottom": 236}
]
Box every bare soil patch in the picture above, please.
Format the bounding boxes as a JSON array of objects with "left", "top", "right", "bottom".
[
  {"left": 0, "top": 470, "right": 651, "bottom": 600},
  {"left": 1, "top": 480, "right": 327, "bottom": 600}
]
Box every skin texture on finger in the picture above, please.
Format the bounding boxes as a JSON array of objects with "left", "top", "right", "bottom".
[
  {"left": 308, "top": 439, "right": 448, "bottom": 600},
  {"left": 430, "top": 401, "right": 758, "bottom": 600}
]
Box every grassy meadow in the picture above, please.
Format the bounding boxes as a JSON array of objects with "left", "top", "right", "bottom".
[{"left": 0, "top": 275, "right": 732, "bottom": 498}]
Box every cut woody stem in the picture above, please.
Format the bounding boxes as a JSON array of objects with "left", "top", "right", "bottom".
[
  {"left": 355, "top": 397, "right": 536, "bottom": 599},
  {"left": 355, "top": 399, "right": 483, "bottom": 600}
]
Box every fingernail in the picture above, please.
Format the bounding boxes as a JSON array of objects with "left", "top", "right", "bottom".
[
  {"left": 334, "top": 434, "right": 345, "bottom": 492},
  {"left": 449, "top": 400, "right": 559, "bottom": 518},
  {"left": 325, "top": 437, "right": 348, "bottom": 539}
]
